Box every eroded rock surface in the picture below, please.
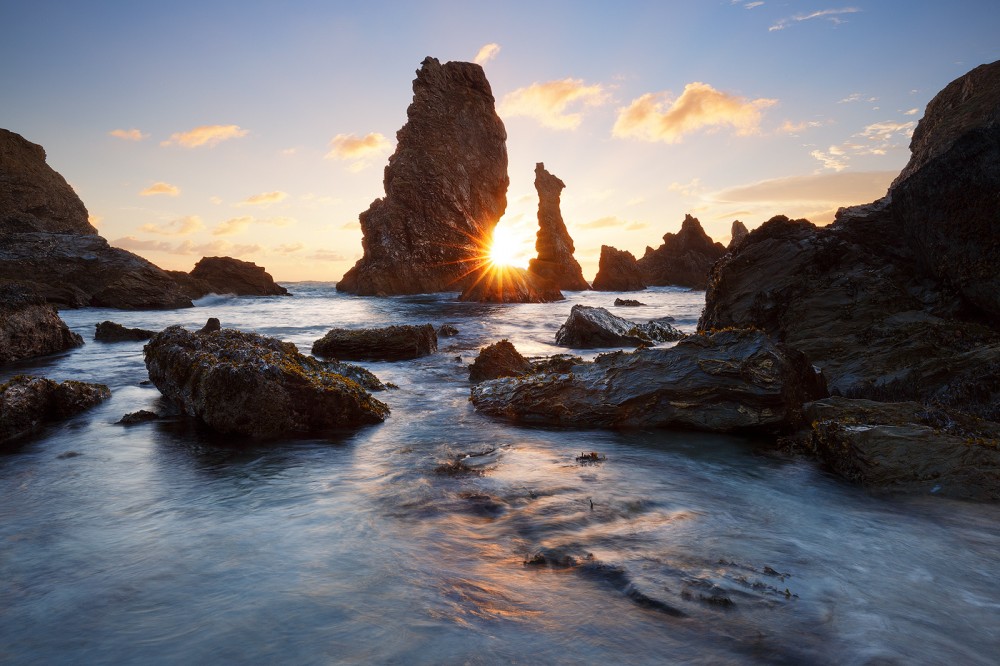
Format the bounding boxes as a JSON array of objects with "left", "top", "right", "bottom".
[
  {"left": 592, "top": 245, "right": 645, "bottom": 292},
  {"left": 526, "top": 163, "right": 589, "bottom": 291},
  {"left": 729, "top": 220, "right": 749, "bottom": 250},
  {"left": 638, "top": 214, "right": 726, "bottom": 289},
  {"left": 311, "top": 324, "right": 437, "bottom": 361},
  {"left": 0, "top": 285, "right": 83, "bottom": 363},
  {"left": 459, "top": 266, "right": 563, "bottom": 303},
  {"left": 1, "top": 375, "right": 110, "bottom": 446},
  {"left": 186, "top": 256, "right": 288, "bottom": 297},
  {"left": 94, "top": 321, "right": 155, "bottom": 342},
  {"left": 555, "top": 304, "right": 684, "bottom": 348},
  {"left": 469, "top": 339, "right": 532, "bottom": 382}
]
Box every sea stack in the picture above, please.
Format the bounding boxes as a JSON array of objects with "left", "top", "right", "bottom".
[
  {"left": 337, "top": 57, "right": 509, "bottom": 295},
  {"left": 637, "top": 214, "right": 727, "bottom": 289},
  {"left": 527, "top": 163, "right": 590, "bottom": 291},
  {"left": 592, "top": 245, "right": 645, "bottom": 292}
]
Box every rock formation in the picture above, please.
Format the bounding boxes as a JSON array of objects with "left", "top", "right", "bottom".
[
  {"left": 592, "top": 245, "right": 645, "bottom": 292},
  {"left": 144, "top": 325, "right": 388, "bottom": 437},
  {"left": 729, "top": 220, "right": 749, "bottom": 250},
  {"left": 337, "top": 57, "right": 509, "bottom": 295},
  {"left": 526, "top": 163, "right": 590, "bottom": 291},
  {"left": 469, "top": 340, "right": 533, "bottom": 382},
  {"left": 614, "top": 298, "right": 646, "bottom": 307},
  {"left": 94, "top": 321, "right": 156, "bottom": 342},
  {"left": 184, "top": 256, "right": 288, "bottom": 297},
  {"left": 459, "top": 265, "right": 563, "bottom": 303},
  {"left": 0, "top": 128, "right": 192, "bottom": 309},
  {"left": 555, "top": 304, "right": 684, "bottom": 348},
  {"left": 0, "top": 284, "right": 83, "bottom": 364},
  {"left": 637, "top": 214, "right": 726, "bottom": 289},
  {"left": 311, "top": 324, "right": 438, "bottom": 361},
  {"left": 1, "top": 375, "right": 110, "bottom": 446}
]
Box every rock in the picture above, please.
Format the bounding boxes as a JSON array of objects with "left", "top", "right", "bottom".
[
  {"left": 1, "top": 375, "right": 110, "bottom": 446},
  {"left": 94, "top": 320, "right": 155, "bottom": 342},
  {"left": 337, "top": 57, "right": 509, "bottom": 295},
  {"left": 311, "top": 323, "right": 437, "bottom": 361},
  {"left": 0, "top": 284, "right": 83, "bottom": 363},
  {"left": 118, "top": 409, "right": 159, "bottom": 425},
  {"left": 469, "top": 339, "right": 532, "bottom": 382},
  {"left": 143, "top": 325, "right": 388, "bottom": 437},
  {"left": 186, "top": 256, "right": 288, "bottom": 297},
  {"left": 317, "top": 360, "right": 390, "bottom": 392},
  {"left": 198, "top": 318, "right": 221, "bottom": 334},
  {"left": 637, "top": 214, "right": 727, "bottom": 289},
  {"left": 555, "top": 304, "right": 685, "bottom": 348},
  {"left": 729, "top": 220, "right": 749, "bottom": 250},
  {"left": 526, "top": 163, "right": 590, "bottom": 291},
  {"left": 165, "top": 270, "right": 214, "bottom": 300},
  {"left": 527, "top": 354, "right": 583, "bottom": 374},
  {"left": 471, "top": 329, "right": 827, "bottom": 433},
  {"left": 614, "top": 298, "right": 646, "bottom": 307},
  {"left": 459, "top": 265, "right": 564, "bottom": 303},
  {"left": 591, "top": 245, "right": 645, "bottom": 292},
  {"left": 437, "top": 324, "right": 459, "bottom": 337}
]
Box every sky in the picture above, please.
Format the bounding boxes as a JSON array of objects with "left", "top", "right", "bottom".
[{"left": 2, "top": 1, "right": 999, "bottom": 282}]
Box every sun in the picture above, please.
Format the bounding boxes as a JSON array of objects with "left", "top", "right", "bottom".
[{"left": 488, "top": 224, "right": 531, "bottom": 268}]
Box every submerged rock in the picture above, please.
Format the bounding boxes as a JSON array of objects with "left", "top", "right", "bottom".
[
  {"left": 637, "top": 214, "right": 726, "bottom": 289},
  {"left": 94, "top": 320, "right": 155, "bottom": 342},
  {"left": 469, "top": 339, "right": 533, "bottom": 382},
  {"left": 614, "top": 298, "right": 646, "bottom": 307},
  {"left": 1, "top": 375, "right": 110, "bottom": 446},
  {"left": 118, "top": 409, "right": 159, "bottom": 425},
  {"left": 555, "top": 304, "right": 684, "bottom": 348},
  {"left": 459, "top": 265, "right": 564, "bottom": 303},
  {"left": 311, "top": 324, "right": 437, "bottom": 361},
  {"left": 526, "top": 163, "right": 590, "bottom": 291},
  {"left": 185, "top": 256, "right": 288, "bottom": 297},
  {"left": 591, "top": 245, "right": 645, "bottom": 292},
  {"left": 0, "top": 284, "right": 83, "bottom": 364},
  {"left": 144, "top": 325, "right": 388, "bottom": 438}
]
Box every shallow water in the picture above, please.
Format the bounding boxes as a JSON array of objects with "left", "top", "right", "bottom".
[{"left": 2, "top": 284, "right": 999, "bottom": 665}]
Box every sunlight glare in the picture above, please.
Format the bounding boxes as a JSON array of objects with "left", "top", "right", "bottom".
[{"left": 488, "top": 224, "right": 532, "bottom": 268}]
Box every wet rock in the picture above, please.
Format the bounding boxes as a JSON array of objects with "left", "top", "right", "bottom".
[
  {"left": 0, "top": 284, "right": 83, "bottom": 364},
  {"left": 526, "top": 163, "right": 590, "bottom": 291},
  {"left": 1, "top": 375, "right": 110, "bottom": 446},
  {"left": 471, "top": 329, "right": 827, "bottom": 433},
  {"left": 198, "top": 318, "right": 221, "bottom": 334},
  {"left": 637, "top": 214, "right": 727, "bottom": 289},
  {"left": 186, "top": 256, "right": 288, "bottom": 297},
  {"left": 337, "top": 57, "right": 509, "bottom": 295},
  {"left": 469, "top": 339, "right": 532, "bottom": 382},
  {"left": 317, "top": 360, "right": 389, "bottom": 392},
  {"left": 94, "top": 320, "right": 155, "bottom": 342},
  {"left": 527, "top": 354, "right": 583, "bottom": 374},
  {"left": 555, "top": 304, "right": 684, "bottom": 348},
  {"left": 311, "top": 323, "right": 437, "bottom": 361},
  {"left": 591, "top": 245, "right": 645, "bottom": 292},
  {"left": 437, "top": 323, "right": 459, "bottom": 337},
  {"left": 118, "top": 409, "right": 159, "bottom": 425},
  {"left": 729, "top": 220, "right": 749, "bottom": 250},
  {"left": 144, "top": 325, "right": 388, "bottom": 438},
  {"left": 459, "top": 265, "right": 564, "bottom": 303},
  {"left": 614, "top": 298, "right": 646, "bottom": 307}
]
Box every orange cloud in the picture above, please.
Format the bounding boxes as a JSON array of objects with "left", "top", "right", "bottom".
[
  {"left": 139, "top": 181, "right": 180, "bottom": 197},
  {"left": 109, "top": 128, "right": 148, "bottom": 141},
  {"left": 111, "top": 236, "right": 261, "bottom": 257},
  {"left": 161, "top": 124, "right": 249, "bottom": 148},
  {"left": 238, "top": 191, "right": 288, "bottom": 207},
  {"left": 613, "top": 82, "right": 777, "bottom": 143},
  {"left": 474, "top": 43, "right": 501, "bottom": 65},
  {"left": 212, "top": 215, "right": 294, "bottom": 236},
  {"left": 140, "top": 215, "right": 203, "bottom": 236},
  {"left": 714, "top": 171, "right": 896, "bottom": 205},
  {"left": 499, "top": 79, "right": 609, "bottom": 130},
  {"left": 326, "top": 133, "right": 391, "bottom": 161}
]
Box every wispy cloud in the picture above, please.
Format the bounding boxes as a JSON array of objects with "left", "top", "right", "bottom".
[
  {"left": 777, "top": 119, "right": 825, "bottom": 134},
  {"left": 311, "top": 250, "right": 347, "bottom": 262},
  {"left": 810, "top": 145, "right": 848, "bottom": 171},
  {"left": 613, "top": 82, "right": 776, "bottom": 143},
  {"left": 474, "top": 43, "right": 501, "bottom": 65},
  {"left": 770, "top": 7, "right": 860, "bottom": 31},
  {"left": 716, "top": 171, "right": 896, "bottom": 204},
  {"left": 499, "top": 79, "right": 610, "bottom": 130},
  {"left": 903, "top": 108, "right": 920, "bottom": 116},
  {"left": 213, "top": 215, "right": 294, "bottom": 236},
  {"left": 274, "top": 243, "right": 304, "bottom": 255},
  {"left": 744, "top": 1, "right": 764, "bottom": 8},
  {"left": 140, "top": 215, "right": 203, "bottom": 236},
  {"left": 109, "top": 128, "right": 148, "bottom": 141},
  {"left": 161, "top": 124, "right": 249, "bottom": 148},
  {"left": 139, "top": 181, "right": 180, "bottom": 197},
  {"left": 838, "top": 92, "right": 878, "bottom": 104},
  {"left": 810, "top": 119, "right": 916, "bottom": 170},
  {"left": 112, "top": 236, "right": 261, "bottom": 257},
  {"left": 667, "top": 178, "right": 703, "bottom": 197},
  {"left": 237, "top": 191, "right": 288, "bottom": 207},
  {"left": 325, "top": 132, "right": 391, "bottom": 170},
  {"left": 577, "top": 216, "right": 624, "bottom": 230}
]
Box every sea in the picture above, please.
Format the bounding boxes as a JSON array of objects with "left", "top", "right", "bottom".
[{"left": 2, "top": 283, "right": 999, "bottom": 665}]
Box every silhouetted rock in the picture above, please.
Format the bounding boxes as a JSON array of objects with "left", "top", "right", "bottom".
[
  {"left": 144, "top": 325, "right": 388, "bottom": 437},
  {"left": 592, "top": 245, "right": 645, "bottom": 292},
  {"left": 94, "top": 320, "right": 155, "bottom": 342},
  {"left": 118, "top": 409, "right": 159, "bottom": 425},
  {"left": 469, "top": 339, "right": 532, "bottom": 382},
  {"left": 185, "top": 256, "right": 288, "bottom": 297},
  {"left": 337, "top": 57, "right": 509, "bottom": 295},
  {"left": 471, "top": 329, "right": 827, "bottom": 433},
  {"left": 198, "top": 318, "right": 221, "bottom": 334},
  {"left": 614, "top": 298, "right": 646, "bottom": 307},
  {"left": 637, "top": 214, "right": 726, "bottom": 289},
  {"left": 729, "top": 220, "right": 749, "bottom": 250},
  {"left": 0, "top": 284, "right": 83, "bottom": 364},
  {"left": 526, "top": 163, "right": 590, "bottom": 291},
  {"left": 311, "top": 324, "right": 438, "bottom": 361},
  {"left": 1, "top": 375, "right": 110, "bottom": 446},
  {"left": 555, "top": 304, "right": 684, "bottom": 348},
  {"left": 459, "top": 265, "right": 564, "bottom": 303}
]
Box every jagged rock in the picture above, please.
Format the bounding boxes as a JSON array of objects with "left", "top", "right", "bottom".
[
  {"left": 637, "top": 214, "right": 726, "bottom": 289},
  {"left": 198, "top": 318, "right": 221, "bottom": 334},
  {"left": 0, "top": 284, "right": 83, "bottom": 364},
  {"left": 311, "top": 324, "right": 437, "bottom": 361},
  {"left": 317, "top": 360, "right": 390, "bottom": 392},
  {"left": 94, "top": 320, "right": 155, "bottom": 342},
  {"left": 459, "top": 265, "right": 564, "bottom": 303},
  {"left": 118, "top": 409, "right": 159, "bottom": 425},
  {"left": 144, "top": 325, "right": 388, "bottom": 437},
  {"left": 186, "top": 256, "right": 288, "bottom": 297},
  {"left": 1, "top": 375, "right": 110, "bottom": 446},
  {"left": 729, "top": 220, "right": 749, "bottom": 250},
  {"left": 614, "top": 298, "right": 646, "bottom": 307},
  {"left": 471, "top": 329, "right": 827, "bottom": 433},
  {"left": 337, "top": 57, "right": 509, "bottom": 295},
  {"left": 592, "top": 245, "right": 645, "bottom": 292},
  {"left": 437, "top": 324, "right": 459, "bottom": 337},
  {"left": 0, "top": 129, "right": 192, "bottom": 309},
  {"left": 555, "top": 304, "right": 684, "bottom": 348},
  {"left": 526, "top": 163, "right": 590, "bottom": 291},
  {"left": 469, "top": 340, "right": 532, "bottom": 382},
  {"left": 166, "top": 270, "right": 213, "bottom": 300}
]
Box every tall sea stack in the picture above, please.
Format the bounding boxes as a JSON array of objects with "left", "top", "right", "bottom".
[{"left": 527, "top": 163, "right": 590, "bottom": 291}]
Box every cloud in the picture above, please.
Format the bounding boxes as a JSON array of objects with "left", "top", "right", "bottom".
[
  {"left": 326, "top": 133, "right": 391, "bottom": 161},
  {"left": 212, "top": 215, "right": 294, "bottom": 236},
  {"left": 811, "top": 119, "right": 916, "bottom": 170},
  {"left": 238, "top": 191, "right": 288, "bottom": 207},
  {"left": 209, "top": 196, "right": 223, "bottom": 205},
  {"left": 613, "top": 82, "right": 776, "bottom": 143},
  {"left": 810, "top": 146, "right": 848, "bottom": 171},
  {"left": 838, "top": 92, "right": 878, "bottom": 104},
  {"left": 109, "top": 128, "right": 148, "bottom": 141},
  {"left": 577, "top": 216, "right": 624, "bottom": 230},
  {"left": 140, "top": 215, "right": 203, "bottom": 236},
  {"left": 139, "top": 181, "right": 180, "bottom": 197},
  {"left": 474, "top": 43, "right": 500, "bottom": 65},
  {"left": 770, "top": 7, "right": 861, "bottom": 31},
  {"left": 88, "top": 214, "right": 103, "bottom": 227},
  {"left": 161, "top": 124, "right": 249, "bottom": 148},
  {"left": 111, "top": 236, "right": 261, "bottom": 258},
  {"left": 904, "top": 108, "right": 920, "bottom": 116},
  {"left": 274, "top": 243, "right": 304, "bottom": 255},
  {"left": 778, "top": 119, "right": 823, "bottom": 134},
  {"left": 667, "top": 178, "right": 703, "bottom": 197},
  {"left": 745, "top": 1, "right": 764, "bottom": 8},
  {"left": 624, "top": 221, "right": 649, "bottom": 231},
  {"left": 715, "top": 171, "right": 897, "bottom": 205},
  {"left": 340, "top": 221, "right": 361, "bottom": 231},
  {"left": 111, "top": 236, "right": 175, "bottom": 253},
  {"left": 499, "top": 78, "right": 610, "bottom": 130},
  {"left": 311, "top": 250, "right": 348, "bottom": 262}
]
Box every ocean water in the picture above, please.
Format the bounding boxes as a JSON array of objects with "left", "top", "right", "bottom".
[{"left": 2, "top": 284, "right": 999, "bottom": 665}]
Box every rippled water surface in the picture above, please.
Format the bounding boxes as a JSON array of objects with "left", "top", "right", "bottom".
[{"left": 2, "top": 284, "right": 999, "bottom": 664}]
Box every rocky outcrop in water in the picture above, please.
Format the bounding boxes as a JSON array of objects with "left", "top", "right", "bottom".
[
  {"left": 337, "top": 57, "right": 509, "bottom": 296},
  {"left": 0, "top": 285, "right": 83, "bottom": 364},
  {"left": 555, "top": 304, "right": 684, "bottom": 348},
  {"left": 311, "top": 324, "right": 438, "bottom": 361},
  {"left": 1, "top": 375, "right": 110, "bottom": 446},
  {"left": 729, "top": 220, "right": 749, "bottom": 250},
  {"left": 94, "top": 321, "right": 156, "bottom": 342},
  {"left": 459, "top": 265, "right": 564, "bottom": 303},
  {"left": 0, "top": 129, "right": 192, "bottom": 309},
  {"left": 471, "top": 329, "right": 827, "bottom": 433},
  {"left": 469, "top": 339, "right": 532, "bottom": 382},
  {"left": 184, "top": 256, "right": 288, "bottom": 297},
  {"left": 526, "top": 163, "right": 590, "bottom": 291},
  {"left": 637, "top": 214, "right": 726, "bottom": 289},
  {"left": 144, "top": 325, "right": 388, "bottom": 438},
  {"left": 592, "top": 245, "right": 645, "bottom": 292}
]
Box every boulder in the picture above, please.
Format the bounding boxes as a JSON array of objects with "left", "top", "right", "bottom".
[
  {"left": 94, "top": 320, "right": 155, "bottom": 342},
  {"left": 0, "top": 284, "right": 83, "bottom": 364},
  {"left": 311, "top": 324, "right": 437, "bottom": 361},
  {"left": 459, "top": 265, "right": 564, "bottom": 303},
  {"left": 118, "top": 409, "right": 159, "bottom": 425},
  {"left": 437, "top": 324, "right": 459, "bottom": 337},
  {"left": 614, "top": 298, "right": 646, "bottom": 307},
  {"left": 186, "top": 256, "right": 288, "bottom": 297},
  {"left": 526, "top": 163, "right": 590, "bottom": 291},
  {"left": 337, "top": 57, "right": 509, "bottom": 295},
  {"left": 591, "top": 245, "right": 645, "bottom": 292},
  {"left": 637, "top": 214, "right": 727, "bottom": 289},
  {"left": 1, "top": 375, "right": 110, "bottom": 446},
  {"left": 471, "top": 329, "right": 827, "bottom": 433},
  {"left": 555, "top": 304, "right": 684, "bottom": 348},
  {"left": 469, "top": 339, "right": 533, "bottom": 382},
  {"left": 198, "top": 318, "right": 221, "bottom": 334},
  {"left": 144, "top": 325, "right": 388, "bottom": 438},
  {"left": 728, "top": 220, "right": 749, "bottom": 250}
]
